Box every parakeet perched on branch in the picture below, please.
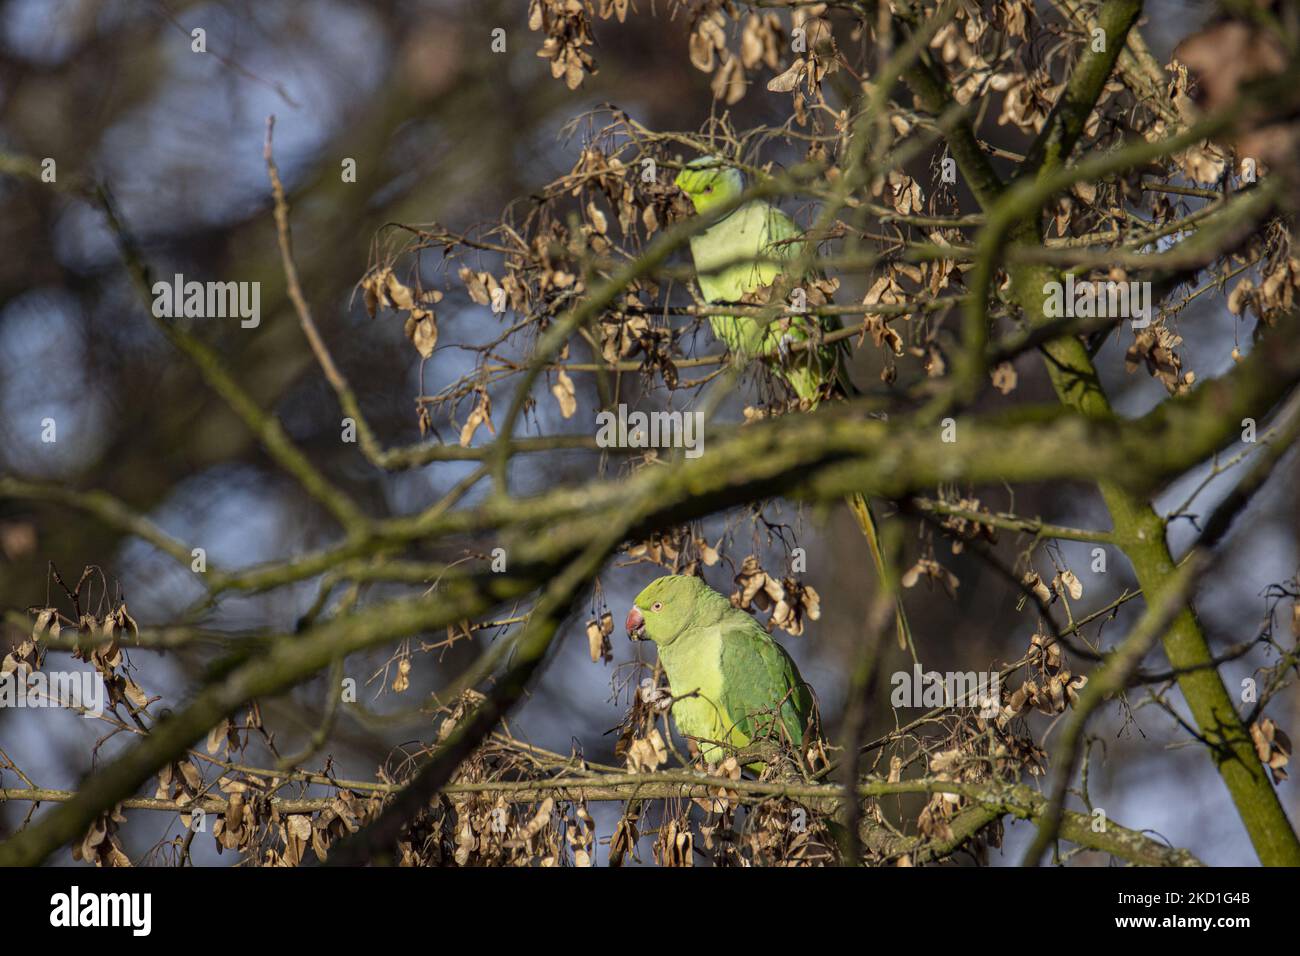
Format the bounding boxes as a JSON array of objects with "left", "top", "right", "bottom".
[
  {"left": 673, "top": 156, "right": 849, "bottom": 405},
  {"left": 626, "top": 574, "right": 812, "bottom": 768},
  {"left": 674, "top": 156, "right": 912, "bottom": 651}
]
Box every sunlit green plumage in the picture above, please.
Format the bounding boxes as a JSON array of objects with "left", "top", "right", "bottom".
[
  {"left": 674, "top": 156, "right": 847, "bottom": 405},
  {"left": 629, "top": 575, "right": 811, "bottom": 768}
]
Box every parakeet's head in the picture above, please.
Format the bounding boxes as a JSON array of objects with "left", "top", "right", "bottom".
[
  {"left": 673, "top": 156, "right": 744, "bottom": 215},
  {"left": 626, "top": 574, "right": 730, "bottom": 646}
]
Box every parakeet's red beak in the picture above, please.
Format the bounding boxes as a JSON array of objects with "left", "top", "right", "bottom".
[{"left": 626, "top": 606, "right": 645, "bottom": 640}]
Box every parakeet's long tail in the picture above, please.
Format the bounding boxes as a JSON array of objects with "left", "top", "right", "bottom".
[
  {"left": 800, "top": 366, "right": 912, "bottom": 650},
  {"left": 752, "top": 293, "right": 909, "bottom": 649},
  {"left": 846, "top": 491, "right": 912, "bottom": 652}
]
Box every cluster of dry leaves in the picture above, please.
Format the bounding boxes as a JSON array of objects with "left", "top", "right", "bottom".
[
  {"left": 16, "top": 586, "right": 148, "bottom": 716},
  {"left": 730, "top": 555, "right": 822, "bottom": 637}
]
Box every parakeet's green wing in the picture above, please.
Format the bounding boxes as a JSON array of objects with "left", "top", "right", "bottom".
[
  {"left": 764, "top": 205, "right": 855, "bottom": 404},
  {"left": 716, "top": 613, "right": 812, "bottom": 750},
  {"left": 761, "top": 203, "right": 804, "bottom": 263}
]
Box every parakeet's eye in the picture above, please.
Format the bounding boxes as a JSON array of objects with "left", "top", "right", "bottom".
[
  {"left": 703, "top": 186, "right": 714, "bottom": 193},
  {"left": 651, "top": 601, "right": 663, "bottom": 612}
]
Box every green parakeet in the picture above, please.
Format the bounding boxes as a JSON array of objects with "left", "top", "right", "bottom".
[
  {"left": 626, "top": 574, "right": 812, "bottom": 768},
  {"left": 673, "top": 157, "right": 912, "bottom": 651},
  {"left": 673, "top": 156, "right": 848, "bottom": 405}
]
